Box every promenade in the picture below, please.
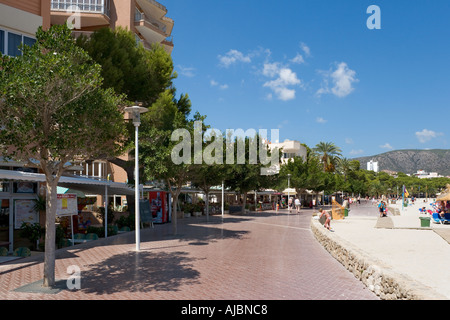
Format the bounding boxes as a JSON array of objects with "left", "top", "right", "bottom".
[
  {"left": 3, "top": 199, "right": 448, "bottom": 303},
  {"left": 0, "top": 209, "right": 378, "bottom": 301}
]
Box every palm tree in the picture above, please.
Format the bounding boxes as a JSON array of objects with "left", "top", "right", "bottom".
[{"left": 313, "top": 142, "right": 342, "bottom": 172}]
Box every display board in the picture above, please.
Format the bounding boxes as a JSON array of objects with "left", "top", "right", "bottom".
[
  {"left": 14, "top": 199, "right": 39, "bottom": 229},
  {"left": 139, "top": 199, "right": 152, "bottom": 224},
  {"left": 56, "top": 194, "right": 78, "bottom": 216}
]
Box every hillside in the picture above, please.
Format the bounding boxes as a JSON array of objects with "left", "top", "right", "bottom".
[{"left": 353, "top": 149, "right": 450, "bottom": 176}]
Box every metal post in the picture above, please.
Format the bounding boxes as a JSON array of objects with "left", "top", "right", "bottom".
[
  {"left": 135, "top": 124, "right": 140, "bottom": 251},
  {"left": 222, "top": 180, "right": 224, "bottom": 218},
  {"left": 105, "top": 185, "right": 108, "bottom": 238}
]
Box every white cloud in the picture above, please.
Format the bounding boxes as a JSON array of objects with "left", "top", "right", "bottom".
[
  {"left": 349, "top": 149, "right": 364, "bottom": 155},
  {"left": 218, "top": 49, "right": 252, "bottom": 68},
  {"left": 262, "top": 62, "right": 280, "bottom": 77},
  {"left": 291, "top": 53, "right": 305, "bottom": 64},
  {"left": 345, "top": 138, "right": 354, "bottom": 144},
  {"left": 415, "top": 129, "right": 443, "bottom": 143},
  {"left": 177, "top": 65, "right": 196, "bottom": 78},
  {"left": 210, "top": 79, "right": 228, "bottom": 90},
  {"left": 380, "top": 143, "right": 394, "bottom": 150},
  {"left": 300, "top": 42, "right": 311, "bottom": 57},
  {"left": 316, "top": 117, "right": 327, "bottom": 124},
  {"left": 317, "top": 62, "right": 358, "bottom": 98},
  {"left": 263, "top": 64, "right": 302, "bottom": 101}
]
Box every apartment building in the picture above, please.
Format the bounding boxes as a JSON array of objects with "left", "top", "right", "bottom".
[
  {"left": 49, "top": 0, "right": 175, "bottom": 191},
  {"left": 50, "top": 0, "right": 174, "bottom": 54},
  {"left": 0, "top": 0, "right": 50, "bottom": 56}
]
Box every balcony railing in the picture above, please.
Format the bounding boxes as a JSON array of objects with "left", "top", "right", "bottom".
[
  {"left": 51, "top": 0, "right": 110, "bottom": 17},
  {"left": 135, "top": 11, "right": 167, "bottom": 35}
]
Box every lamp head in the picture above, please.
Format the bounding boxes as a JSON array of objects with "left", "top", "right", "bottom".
[{"left": 124, "top": 105, "right": 148, "bottom": 126}]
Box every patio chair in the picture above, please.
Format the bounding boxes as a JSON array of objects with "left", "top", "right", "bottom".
[
  {"left": 13, "top": 247, "right": 31, "bottom": 257},
  {"left": 72, "top": 233, "right": 87, "bottom": 244},
  {"left": 85, "top": 233, "right": 99, "bottom": 241},
  {"left": 0, "top": 247, "right": 8, "bottom": 256},
  {"left": 118, "top": 226, "right": 131, "bottom": 233}
]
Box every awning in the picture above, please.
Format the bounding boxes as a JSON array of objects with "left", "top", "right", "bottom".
[
  {"left": 0, "top": 169, "right": 135, "bottom": 196},
  {"left": 56, "top": 186, "right": 86, "bottom": 198}
]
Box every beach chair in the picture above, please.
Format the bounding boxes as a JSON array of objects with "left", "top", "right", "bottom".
[
  {"left": 13, "top": 247, "right": 31, "bottom": 257},
  {"left": 432, "top": 213, "right": 443, "bottom": 224},
  {"left": 444, "top": 213, "right": 450, "bottom": 223}
]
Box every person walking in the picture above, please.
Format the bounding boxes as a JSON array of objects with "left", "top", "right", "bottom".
[
  {"left": 378, "top": 201, "right": 386, "bottom": 217},
  {"left": 294, "top": 197, "right": 301, "bottom": 213}
]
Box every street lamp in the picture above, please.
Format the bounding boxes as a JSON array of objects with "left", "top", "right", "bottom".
[
  {"left": 124, "top": 105, "right": 148, "bottom": 251},
  {"left": 287, "top": 174, "right": 292, "bottom": 213}
]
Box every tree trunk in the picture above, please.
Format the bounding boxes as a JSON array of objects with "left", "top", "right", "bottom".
[
  {"left": 205, "top": 191, "right": 209, "bottom": 222},
  {"left": 242, "top": 192, "right": 247, "bottom": 214},
  {"left": 43, "top": 179, "right": 58, "bottom": 287}
]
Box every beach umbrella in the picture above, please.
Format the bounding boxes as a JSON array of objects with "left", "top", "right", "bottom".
[{"left": 437, "top": 193, "right": 450, "bottom": 201}]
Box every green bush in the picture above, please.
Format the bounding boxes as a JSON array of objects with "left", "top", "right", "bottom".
[
  {"left": 19, "top": 222, "right": 45, "bottom": 250},
  {"left": 115, "top": 213, "right": 135, "bottom": 230}
]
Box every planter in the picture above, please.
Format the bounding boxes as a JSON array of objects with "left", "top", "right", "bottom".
[
  {"left": 184, "top": 212, "right": 191, "bottom": 218},
  {"left": 193, "top": 212, "right": 202, "bottom": 217}
]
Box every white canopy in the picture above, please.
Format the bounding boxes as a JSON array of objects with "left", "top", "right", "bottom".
[{"left": 0, "top": 169, "right": 135, "bottom": 195}]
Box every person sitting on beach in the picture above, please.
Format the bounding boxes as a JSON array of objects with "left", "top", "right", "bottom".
[{"left": 319, "top": 208, "right": 332, "bottom": 231}]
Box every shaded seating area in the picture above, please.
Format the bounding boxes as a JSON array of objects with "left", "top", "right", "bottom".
[{"left": 69, "top": 232, "right": 100, "bottom": 244}]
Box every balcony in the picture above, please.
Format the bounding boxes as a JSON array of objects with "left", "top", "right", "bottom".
[
  {"left": 50, "top": 0, "right": 110, "bottom": 29},
  {"left": 134, "top": 11, "right": 168, "bottom": 45}
]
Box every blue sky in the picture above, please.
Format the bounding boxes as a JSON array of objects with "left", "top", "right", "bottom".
[{"left": 163, "top": 0, "right": 450, "bottom": 158}]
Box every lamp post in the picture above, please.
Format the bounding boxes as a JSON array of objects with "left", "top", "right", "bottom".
[
  {"left": 124, "top": 105, "right": 148, "bottom": 251},
  {"left": 287, "top": 174, "right": 291, "bottom": 213}
]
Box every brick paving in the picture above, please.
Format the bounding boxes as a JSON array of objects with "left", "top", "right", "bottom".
[{"left": 0, "top": 209, "right": 378, "bottom": 300}]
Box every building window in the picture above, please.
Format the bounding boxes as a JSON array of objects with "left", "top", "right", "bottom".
[
  {"left": 0, "top": 30, "right": 4, "bottom": 55},
  {"left": 7, "top": 32, "right": 22, "bottom": 57},
  {"left": 0, "top": 29, "right": 36, "bottom": 57},
  {"left": 23, "top": 36, "right": 36, "bottom": 48},
  {"left": 0, "top": 181, "right": 10, "bottom": 193}
]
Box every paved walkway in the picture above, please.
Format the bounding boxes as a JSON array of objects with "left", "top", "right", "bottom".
[{"left": 0, "top": 209, "right": 378, "bottom": 300}]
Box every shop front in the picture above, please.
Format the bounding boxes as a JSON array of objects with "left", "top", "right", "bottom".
[{"left": 0, "top": 168, "right": 135, "bottom": 254}]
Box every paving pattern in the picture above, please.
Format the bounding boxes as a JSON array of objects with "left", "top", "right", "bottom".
[{"left": 0, "top": 210, "right": 378, "bottom": 300}]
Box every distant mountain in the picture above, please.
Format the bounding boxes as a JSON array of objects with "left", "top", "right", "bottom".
[{"left": 352, "top": 149, "right": 450, "bottom": 176}]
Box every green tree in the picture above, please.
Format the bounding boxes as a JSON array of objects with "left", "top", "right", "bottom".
[
  {"left": 313, "top": 142, "right": 342, "bottom": 172},
  {"left": 0, "top": 25, "right": 126, "bottom": 287},
  {"left": 223, "top": 134, "right": 278, "bottom": 214},
  {"left": 76, "top": 27, "right": 179, "bottom": 214}
]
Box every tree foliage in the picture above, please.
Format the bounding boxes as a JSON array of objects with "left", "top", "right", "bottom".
[{"left": 0, "top": 25, "right": 126, "bottom": 287}]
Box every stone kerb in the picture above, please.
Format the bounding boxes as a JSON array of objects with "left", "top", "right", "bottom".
[{"left": 310, "top": 217, "right": 447, "bottom": 300}]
